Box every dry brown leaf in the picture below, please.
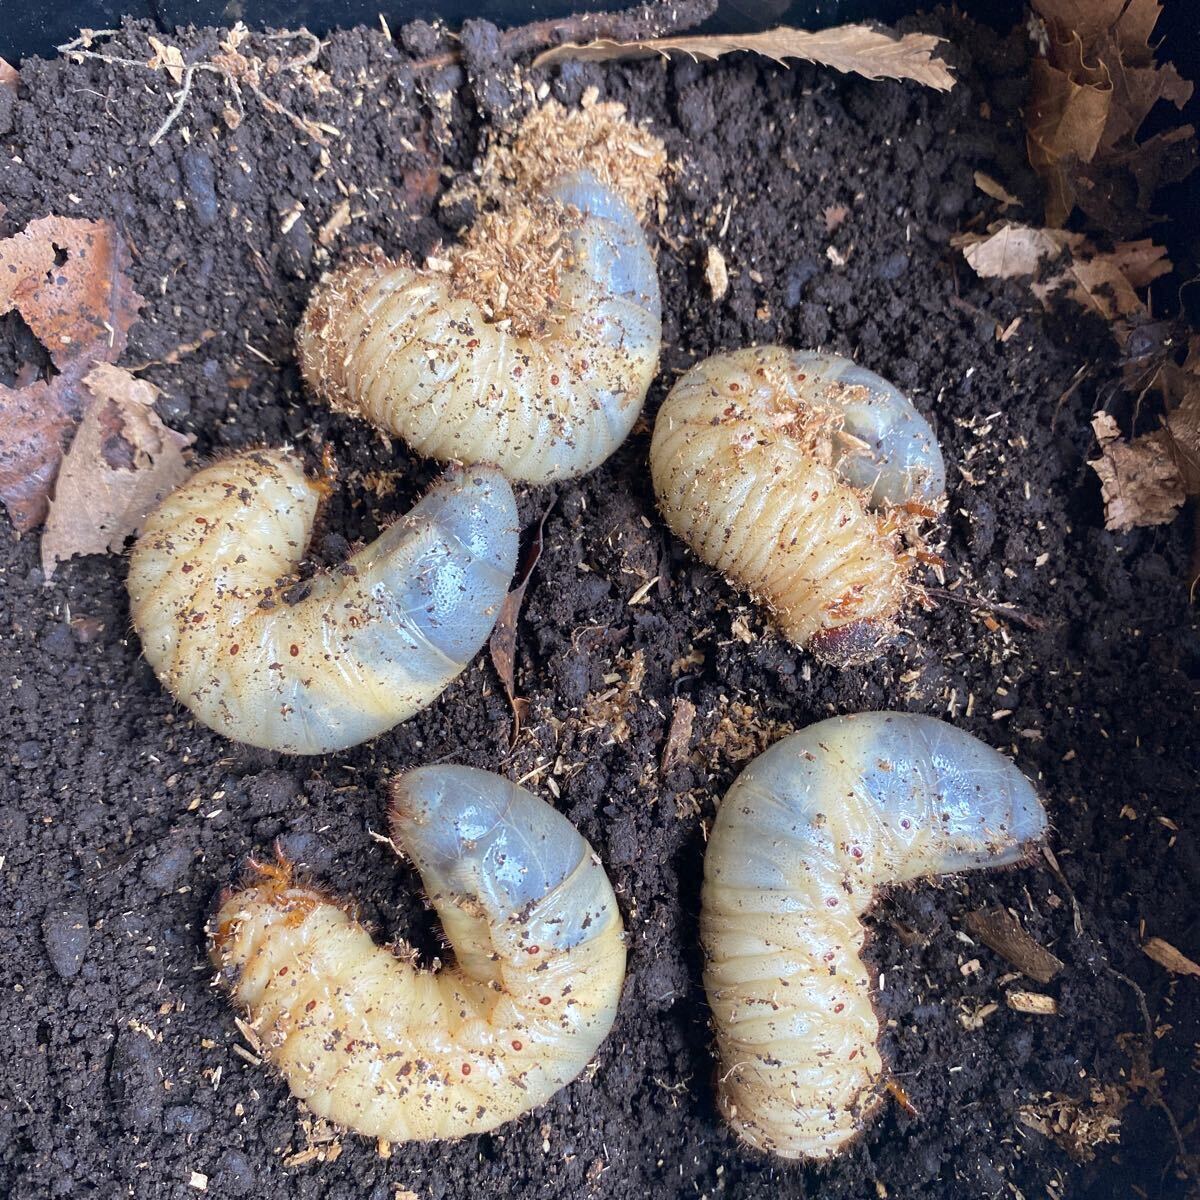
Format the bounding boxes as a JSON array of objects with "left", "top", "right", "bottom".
[
  {"left": 1103, "top": 238, "right": 1175, "bottom": 290},
  {"left": 0, "top": 58, "right": 18, "bottom": 93},
  {"left": 146, "top": 36, "right": 186, "bottom": 85},
  {"left": 488, "top": 499, "right": 555, "bottom": 742},
  {"left": 1040, "top": 250, "right": 1154, "bottom": 323},
  {"left": 1142, "top": 936, "right": 1200, "bottom": 977},
  {"left": 1164, "top": 373, "right": 1200, "bottom": 496},
  {"left": 955, "top": 223, "right": 1068, "bottom": 278},
  {"left": 533, "top": 24, "right": 955, "bottom": 91},
  {"left": 955, "top": 222, "right": 1169, "bottom": 332},
  {"left": 0, "top": 217, "right": 145, "bottom": 532},
  {"left": 0, "top": 364, "right": 92, "bottom": 532},
  {"left": 0, "top": 216, "right": 144, "bottom": 368},
  {"left": 1027, "top": 0, "right": 1194, "bottom": 228},
  {"left": 1089, "top": 413, "right": 1184, "bottom": 531},
  {"left": 40, "top": 364, "right": 192, "bottom": 577},
  {"left": 973, "top": 171, "right": 1020, "bottom": 207}
]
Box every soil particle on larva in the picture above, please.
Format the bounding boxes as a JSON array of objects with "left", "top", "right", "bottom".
[{"left": 1, "top": 11, "right": 1197, "bottom": 1200}]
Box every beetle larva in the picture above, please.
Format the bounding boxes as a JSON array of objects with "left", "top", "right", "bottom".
[
  {"left": 296, "top": 168, "right": 662, "bottom": 483},
  {"left": 211, "top": 765, "right": 627, "bottom": 1141},
  {"left": 649, "top": 346, "right": 946, "bottom": 664},
  {"left": 127, "top": 450, "right": 517, "bottom": 755},
  {"left": 701, "top": 712, "right": 1047, "bottom": 1160}
]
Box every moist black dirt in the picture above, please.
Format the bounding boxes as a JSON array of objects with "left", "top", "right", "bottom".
[{"left": 1, "top": 11, "right": 1197, "bottom": 1200}]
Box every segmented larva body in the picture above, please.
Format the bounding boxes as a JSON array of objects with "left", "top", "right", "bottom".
[
  {"left": 701, "top": 712, "right": 1047, "bottom": 1160},
  {"left": 127, "top": 451, "right": 517, "bottom": 755},
  {"left": 297, "top": 171, "right": 662, "bottom": 482},
  {"left": 211, "top": 766, "right": 626, "bottom": 1141},
  {"left": 650, "top": 347, "right": 946, "bottom": 664}
]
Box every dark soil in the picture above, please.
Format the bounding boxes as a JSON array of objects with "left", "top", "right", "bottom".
[{"left": 1, "top": 11, "right": 1197, "bottom": 1200}]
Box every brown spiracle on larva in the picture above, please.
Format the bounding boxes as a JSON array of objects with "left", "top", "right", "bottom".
[{"left": 649, "top": 346, "right": 947, "bottom": 665}]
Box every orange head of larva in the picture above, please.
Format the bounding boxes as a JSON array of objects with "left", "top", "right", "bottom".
[{"left": 210, "top": 849, "right": 338, "bottom": 968}]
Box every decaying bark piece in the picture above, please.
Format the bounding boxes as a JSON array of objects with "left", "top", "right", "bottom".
[{"left": 964, "top": 907, "right": 1064, "bottom": 984}]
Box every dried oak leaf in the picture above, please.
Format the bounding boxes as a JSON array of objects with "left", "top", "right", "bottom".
[
  {"left": 0, "top": 216, "right": 144, "bottom": 367},
  {"left": 1027, "top": 0, "right": 1194, "bottom": 228},
  {"left": 1089, "top": 412, "right": 1184, "bottom": 531},
  {"left": 0, "top": 217, "right": 145, "bottom": 531},
  {"left": 533, "top": 24, "right": 955, "bottom": 91},
  {"left": 41, "top": 363, "right": 192, "bottom": 578},
  {"left": 954, "top": 222, "right": 1169, "bottom": 330}
]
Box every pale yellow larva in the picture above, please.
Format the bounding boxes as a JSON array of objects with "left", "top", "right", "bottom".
[
  {"left": 211, "top": 766, "right": 626, "bottom": 1142},
  {"left": 297, "top": 170, "right": 662, "bottom": 483},
  {"left": 127, "top": 450, "right": 517, "bottom": 754},
  {"left": 701, "top": 712, "right": 1048, "bottom": 1160},
  {"left": 650, "top": 346, "right": 946, "bottom": 664}
]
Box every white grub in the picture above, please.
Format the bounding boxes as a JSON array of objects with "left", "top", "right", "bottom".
[
  {"left": 127, "top": 450, "right": 517, "bottom": 754},
  {"left": 211, "top": 766, "right": 626, "bottom": 1141},
  {"left": 701, "top": 712, "right": 1047, "bottom": 1159},
  {"left": 297, "top": 173, "right": 662, "bottom": 483},
  {"left": 650, "top": 347, "right": 946, "bottom": 664}
]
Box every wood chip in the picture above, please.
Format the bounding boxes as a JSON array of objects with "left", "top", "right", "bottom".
[
  {"left": 1142, "top": 936, "right": 1200, "bottom": 977},
  {"left": 1006, "top": 990, "right": 1058, "bottom": 1015},
  {"left": 704, "top": 244, "right": 729, "bottom": 299},
  {"left": 318, "top": 199, "right": 352, "bottom": 246},
  {"left": 965, "top": 907, "right": 1064, "bottom": 984},
  {"left": 661, "top": 698, "right": 696, "bottom": 773},
  {"left": 628, "top": 576, "right": 660, "bottom": 605},
  {"left": 973, "top": 170, "right": 1020, "bottom": 206}
]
